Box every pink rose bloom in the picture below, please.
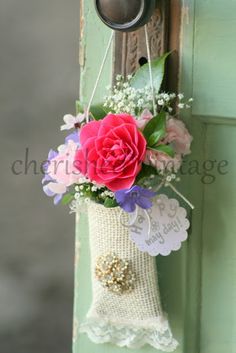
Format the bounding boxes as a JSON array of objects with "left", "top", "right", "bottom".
[
  {"left": 47, "top": 140, "right": 82, "bottom": 187},
  {"left": 164, "top": 118, "right": 193, "bottom": 155},
  {"left": 136, "top": 109, "right": 153, "bottom": 130},
  {"left": 144, "top": 149, "right": 182, "bottom": 172},
  {"left": 74, "top": 113, "right": 147, "bottom": 191}
]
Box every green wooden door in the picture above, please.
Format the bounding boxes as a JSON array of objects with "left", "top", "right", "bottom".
[
  {"left": 73, "top": 1, "right": 236, "bottom": 352},
  {"left": 181, "top": 1, "right": 236, "bottom": 352}
]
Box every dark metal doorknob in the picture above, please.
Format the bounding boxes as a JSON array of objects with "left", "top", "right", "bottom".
[{"left": 95, "top": 0, "right": 156, "bottom": 32}]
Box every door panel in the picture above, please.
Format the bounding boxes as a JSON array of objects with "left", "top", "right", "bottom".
[
  {"left": 189, "top": 0, "right": 236, "bottom": 351},
  {"left": 192, "top": 1, "right": 236, "bottom": 117},
  {"left": 200, "top": 123, "right": 236, "bottom": 353}
]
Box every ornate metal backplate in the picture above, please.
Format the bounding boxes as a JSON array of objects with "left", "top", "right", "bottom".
[
  {"left": 113, "top": 0, "right": 181, "bottom": 92},
  {"left": 114, "top": 0, "right": 168, "bottom": 77}
]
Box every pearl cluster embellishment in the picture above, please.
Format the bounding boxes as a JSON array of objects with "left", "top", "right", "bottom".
[{"left": 95, "top": 253, "right": 136, "bottom": 294}]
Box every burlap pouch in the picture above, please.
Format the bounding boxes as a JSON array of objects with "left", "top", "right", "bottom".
[{"left": 80, "top": 202, "right": 178, "bottom": 351}]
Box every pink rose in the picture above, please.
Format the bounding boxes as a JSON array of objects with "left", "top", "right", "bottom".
[
  {"left": 164, "top": 118, "right": 193, "bottom": 155},
  {"left": 144, "top": 150, "right": 182, "bottom": 172},
  {"left": 47, "top": 140, "right": 82, "bottom": 187},
  {"left": 74, "top": 114, "right": 147, "bottom": 191},
  {"left": 136, "top": 109, "right": 153, "bottom": 130}
]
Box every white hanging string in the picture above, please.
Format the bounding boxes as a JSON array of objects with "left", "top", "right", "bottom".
[
  {"left": 144, "top": 25, "right": 157, "bottom": 116},
  {"left": 144, "top": 25, "right": 194, "bottom": 210},
  {"left": 153, "top": 180, "right": 165, "bottom": 193},
  {"left": 154, "top": 178, "right": 194, "bottom": 209},
  {"left": 119, "top": 206, "right": 151, "bottom": 237},
  {"left": 86, "top": 30, "right": 114, "bottom": 123},
  {"left": 118, "top": 178, "right": 194, "bottom": 234},
  {"left": 167, "top": 182, "right": 195, "bottom": 210},
  {"left": 119, "top": 207, "right": 138, "bottom": 228}
]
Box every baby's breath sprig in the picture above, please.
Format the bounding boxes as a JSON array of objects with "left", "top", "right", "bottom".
[
  {"left": 177, "top": 94, "right": 194, "bottom": 110},
  {"left": 104, "top": 75, "right": 193, "bottom": 118},
  {"left": 74, "top": 183, "right": 116, "bottom": 207},
  {"left": 104, "top": 75, "right": 153, "bottom": 115}
]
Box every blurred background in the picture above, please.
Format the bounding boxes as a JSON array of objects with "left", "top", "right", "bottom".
[{"left": 0, "top": 1, "right": 79, "bottom": 352}]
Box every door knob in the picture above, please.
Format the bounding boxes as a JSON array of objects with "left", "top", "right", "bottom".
[{"left": 95, "top": 0, "right": 156, "bottom": 32}]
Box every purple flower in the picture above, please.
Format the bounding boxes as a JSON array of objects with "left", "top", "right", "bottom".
[
  {"left": 42, "top": 128, "right": 80, "bottom": 205},
  {"left": 42, "top": 149, "right": 58, "bottom": 184},
  {"left": 44, "top": 149, "right": 58, "bottom": 169},
  {"left": 115, "top": 186, "right": 156, "bottom": 213},
  {"left": 42, "top": 149, "right": 67, "bottom": 205},
  {"left": 65, "top": 131, "right": 80, "bottom": 145},
  {"left": 43, "top": 182, "right": 67, "bottom": 205}
]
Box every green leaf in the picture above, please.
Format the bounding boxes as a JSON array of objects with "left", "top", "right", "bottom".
[
  {"left": 104, "top": 197, "right": 118, "bottom": 208},
  {"left": 149, "top": 144, "right": 175, "bottom": 158},
  {"left": 130, "top": 52, "right": 171, "bottom": 92},
  {"left": 143, "top": 111, "right": 166, "bottom": 146},
  {"left": 148, "top": 129, "right": 166, "bottom": 147},
  {"left": 135, "top": 164, "right": 158, "bottom": 183},
  {"left": 75, "top": 100, "right": 84, "bottom": 114},
  {"left": 61, "top": 193, "right": 74, "bottom": 205},
  {"left": 90, "top": 104, "right": 107, "bottom": 120},
  {"left": 75, "top": 100, "right": 107, "bottom": 120}
]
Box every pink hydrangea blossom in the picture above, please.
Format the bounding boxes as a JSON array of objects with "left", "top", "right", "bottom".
[
  {"left": 164, "top": 118, "right": 193, "bottom": 155},
  {"left": 144, "top": 149, "right": 182, "bottom": 173},
  {"left": 43, "top": 182, "right": 67, "bottom": 205},
  {"left": 47, "top": 140, "right": 82, "bottom": 187},
  {"left": 136, "top": 109, "right": 153, "bottom": 130}
]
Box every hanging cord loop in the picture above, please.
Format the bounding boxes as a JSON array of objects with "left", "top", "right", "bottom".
[
  {"left": 167, "top": 183, "right": 195, "bottom": 210},
  {"left": 144, "top": 25, "right": 157, "bottom": 116},
  {"left": 86, "top": 30, "right": 114, "bottom": 123},
  {"left": 144, "top": 25, "right": 194, "bottom": 210},
  {"left": 119, "top": 207, "right": 152, "bottom": 237},
  {"left": 84, "top": 26, "right": 194, "bottom": 213}
]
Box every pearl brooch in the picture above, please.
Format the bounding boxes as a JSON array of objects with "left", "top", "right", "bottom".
[{"left": 95, "top": 253, "right": 136, "bottom": 294}]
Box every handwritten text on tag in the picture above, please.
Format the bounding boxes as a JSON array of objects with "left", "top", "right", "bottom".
[{"left": 129, "top": 194, "right": 190, "bottom": 256}]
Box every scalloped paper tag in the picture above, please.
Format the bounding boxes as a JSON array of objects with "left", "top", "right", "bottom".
[{"left": 129, "top": 194, "right": 190, "bottom": 256}]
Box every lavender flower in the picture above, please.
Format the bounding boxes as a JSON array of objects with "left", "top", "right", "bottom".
[
  {"left": 42, "top": 149, "right": 58, "bottom": 184},
  {"left": 65, "top": 131, "right": 80, "bottom": 145},
  {"left": 43, "top": 182, "right": 67, "bottom": 205},
  {"left": 115, "top": 186, "right": 156, "bottom": 213}
]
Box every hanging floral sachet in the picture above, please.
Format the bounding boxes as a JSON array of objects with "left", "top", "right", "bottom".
[{"left": 42, "top": 27, "right": 194, "bottom": 352}]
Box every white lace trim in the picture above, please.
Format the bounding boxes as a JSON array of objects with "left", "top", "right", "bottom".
[{"left": 79, "top": 317, "right": 178, "bottom": 351}]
